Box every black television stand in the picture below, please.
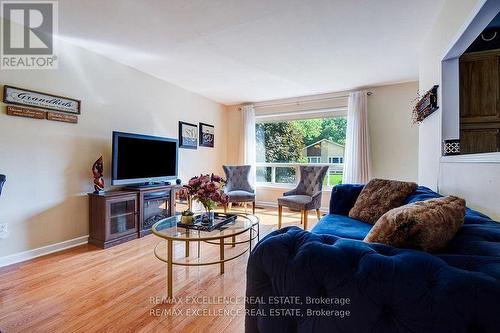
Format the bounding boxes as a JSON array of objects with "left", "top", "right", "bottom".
[{"left": 125, "top": 181, "right": 171, "bottom": 189}]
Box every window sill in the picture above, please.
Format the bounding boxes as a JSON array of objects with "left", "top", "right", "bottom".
[
  {"left": 256, "top": 183, "right": 333, "bottom": 191},
  {"left": 441, "top": 152, "right": 500, "bottom": 164}
]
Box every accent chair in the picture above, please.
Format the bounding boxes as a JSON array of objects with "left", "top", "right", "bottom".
[
  {"left": 277, "top": 165, "right": 329, "bottom": 230},
  {"left": 222, "top": 165, "right": 256, "bottom": 214}
]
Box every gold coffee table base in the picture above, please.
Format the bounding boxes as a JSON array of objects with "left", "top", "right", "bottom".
[{"left": 152, "top": 215, "right": 259, "bottom": 299}]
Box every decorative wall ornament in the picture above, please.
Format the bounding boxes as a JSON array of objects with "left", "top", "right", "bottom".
[
  {"left": 178, "top": 121, "right": 198, "bottom": 149},
  {"left": 3, "top": 85, "right": 81, "bottom": 115},
  {"left": 443, "top": 139, "right": 460, "bottom": 156},
  {"left": 6, "top": 105, "right": 45, "bottom": 119},
  {"left": 47, "top": 112, "right": 78, "bottom": 124},
  {"left": 412, "top": 85, "right": 439, "bottom": 124},
  {"left": 92, "top": 157, "right": 104, "bottom": 194},
  {"left": 199, "top": 122, "right": 215, "bottom": 148}
]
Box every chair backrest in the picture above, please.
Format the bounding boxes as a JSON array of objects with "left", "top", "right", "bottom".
[
  {"left": 295, "top": 166, "right": 329, "bottom": 196},
  {"left": 223, "top": 165, "right": 254, "bottom": 193},
  {"left": 0, "top": 175, "right": 5, "bottom": 197}
]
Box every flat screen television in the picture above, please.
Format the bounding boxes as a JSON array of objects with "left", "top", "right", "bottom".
[{"left": 112, "top": 132, "right": 178, "bottom": 186}]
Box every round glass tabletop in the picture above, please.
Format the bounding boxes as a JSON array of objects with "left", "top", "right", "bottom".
[{"left": 152, "top": 213, "right": 259, "bottom": 241}]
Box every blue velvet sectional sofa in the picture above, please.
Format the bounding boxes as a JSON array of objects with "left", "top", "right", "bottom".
[{"left": 246, "top": 185, "right": 500, "bottom": 333}]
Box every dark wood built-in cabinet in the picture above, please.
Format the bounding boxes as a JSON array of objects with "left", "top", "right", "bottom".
[
  {"left": 88, "top": 185, "right": 179, "bottom": 248},
  {"left": 460, "top": 49, "right": 500, "bottom": 154}
]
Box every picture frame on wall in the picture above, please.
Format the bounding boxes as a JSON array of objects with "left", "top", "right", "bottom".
[
  {"left": 199, "top": 122, "right": 215, "bottom": 148},
  {"left": 178, "top": 121, "right": 198, "bottom": 149}
]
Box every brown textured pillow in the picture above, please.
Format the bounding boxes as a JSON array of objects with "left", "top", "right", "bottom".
[
  {"left": 349, "top": 179, "right": 417, "bottom": 224},
  {"left": 364, "top": 196, "right": 466, "bottom": 252}
]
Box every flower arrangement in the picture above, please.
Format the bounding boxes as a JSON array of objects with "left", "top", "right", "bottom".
[{"left": 184, "top": 174, "right": 229, "bottom": 218}]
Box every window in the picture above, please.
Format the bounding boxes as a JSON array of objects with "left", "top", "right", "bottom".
[
  {"left": 328, "top": 156, "right": 344, "bottom": 164},
  {"left": 255, "top": 116, "right": 347, "bottom": 187}
]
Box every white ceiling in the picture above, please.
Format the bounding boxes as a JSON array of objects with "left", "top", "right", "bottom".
[{"left": 58, "top": 0, "right": 444, "bottom": 105}]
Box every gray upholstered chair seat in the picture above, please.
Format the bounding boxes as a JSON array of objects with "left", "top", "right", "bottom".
[
  {"left": 226, "top": 190, "right": 255, "bottom": 202},
  {"left": 277, "top": 195, "right": 313, "bottom": 210}
]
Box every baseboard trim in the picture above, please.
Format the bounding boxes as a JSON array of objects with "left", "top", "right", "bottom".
[{"left": 0, "top": 235, "right": 89, "bottom": 268}]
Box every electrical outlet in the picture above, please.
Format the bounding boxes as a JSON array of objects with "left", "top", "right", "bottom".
[{"left": 0, "top": 223, "right": 9, "bottom": 239}]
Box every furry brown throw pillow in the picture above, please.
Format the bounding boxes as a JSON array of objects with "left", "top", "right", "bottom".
[
  {"left": 349, "top": 179, "right": 417, "bottom": 224},
  {"left": 364, "top": 196, "right": 466, "bottom": 252}
]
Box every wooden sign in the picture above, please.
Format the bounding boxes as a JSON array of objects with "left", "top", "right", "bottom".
[
  {"left": 6, "top": 105, "right": 46, "bottom": 119},
  {"left": 3, "top": 85, "right": 81, "bottom": 115},
  {"left": 413, "top": 85, "right": 439, "bottom": 123},
  {"left": 47, "top": 111, "right": 78, "bottom": 124}
]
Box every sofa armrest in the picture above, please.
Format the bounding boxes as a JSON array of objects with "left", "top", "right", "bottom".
[{"left": 329, "top": 184, "right": 364, "bottom": 215}]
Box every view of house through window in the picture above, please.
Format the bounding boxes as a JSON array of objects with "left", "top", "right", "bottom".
[{"left": 255, "top": 116, "right": 347, "bottom": 187}]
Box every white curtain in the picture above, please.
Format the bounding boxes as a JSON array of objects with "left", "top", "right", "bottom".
[
  {"left": 343, "top": 91, "right": 370, "bottom": 184},
  {"left": 241, "top": 104, "right": 256, "bottom": 186}
]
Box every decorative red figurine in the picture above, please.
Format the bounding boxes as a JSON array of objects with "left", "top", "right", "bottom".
[{"left": 92, "top": 157, "right": 104, "bottom": 194}]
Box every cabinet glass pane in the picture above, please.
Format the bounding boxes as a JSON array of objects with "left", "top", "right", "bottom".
[
  {"left": 110, "top": 214, "right": 135, "bottom": 235},
  {"left": 110, "top": 200, "right": 135, "bottom": 217}
]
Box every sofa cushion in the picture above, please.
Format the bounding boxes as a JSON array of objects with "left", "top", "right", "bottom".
[
  {"left": 349, "top": 178, "right": 418, "bottom": 224},
  {"left": 312, "top": 213, "right": 372, "bottom": 240},
  {"left": 364, "top": 196, "right": 466, "bottom": 252}
]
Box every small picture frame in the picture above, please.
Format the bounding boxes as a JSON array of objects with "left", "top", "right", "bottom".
[
  {"left": 179, "top": 121, "right": 198, "bottom": 149},
  {"left": 199, "top": 123, "right": 214, "bottom": 148}
]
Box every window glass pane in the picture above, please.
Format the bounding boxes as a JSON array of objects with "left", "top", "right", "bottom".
[
  {"left": 256, "top": 166, "right": 272, "bottom": 183},
  {"left": 275, "top": 167, "right": 296, "bottom": 184},
  {"left": 256, "top": 116, "right": 346, "bottom": 186}
]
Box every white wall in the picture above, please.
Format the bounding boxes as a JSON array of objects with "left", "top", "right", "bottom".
[
  {"left": 0, "top": 40, "right": 227, "bottom": 257},
  {"left": 418, "top": 0, "right": 500, "bottom": 220},
  {"left": 368, "top": 82, "right": 419, "bottom": 182}
]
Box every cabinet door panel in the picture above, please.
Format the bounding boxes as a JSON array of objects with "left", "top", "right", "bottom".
[
  {"left": 460, "top": 129, "right": 500, "bottom": 154},
  {"left": 106, "top": 196, "right": 138, "bottom": 239},
  {"left": 460, "top": 54, "right": 500, "bottom": 122}
]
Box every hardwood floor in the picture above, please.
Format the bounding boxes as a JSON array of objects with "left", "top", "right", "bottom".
[{"left": 0, "top": 206, "right": 322, "bottom": 333}]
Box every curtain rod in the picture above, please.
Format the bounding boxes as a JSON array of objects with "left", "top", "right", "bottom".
[
  {"left": 253, "top": 91, "right": 372, "bottom": 109},
  {"left": 255, "top": 107, "right": 347, "bottom": 119}
]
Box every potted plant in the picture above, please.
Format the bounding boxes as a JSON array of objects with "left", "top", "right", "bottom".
[
  {"left": 184, "top": 174, "right": 229, "bottom": 223},
  {"left": 181, "top": 209, "right": 195, "bottom": 224}
]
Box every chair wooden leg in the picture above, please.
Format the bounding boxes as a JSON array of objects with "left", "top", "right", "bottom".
[
  {"left": 224, "top": 205, "right": 227, "bottom": 214},
  {"left": 228, "top": 202, "right": 232, "bottom": 211},
  {"left": 316, "top": 209, "right": 321, "bottom": 221},
  {"left": 252, "top": 201, "right": 256, "bottom": 215},
  {"left": 304, "top": 210, "right": 308, "bottom": 230},
  {"left": 300, "top": 210, "right": 304, "bottom": 224},
  {"left": 278, "top": 205, "right": 283, "bottom": 229}
]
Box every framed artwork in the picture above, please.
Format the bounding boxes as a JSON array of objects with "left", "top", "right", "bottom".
[
  {"left": 178, "top": 121, "right": 198, "bottom": 149},
  {"left": 3, "top": 85, "right": 81, "bottom": 115},
  {"left": 199, "top": 123, "right": 215, "bottom": 148}
]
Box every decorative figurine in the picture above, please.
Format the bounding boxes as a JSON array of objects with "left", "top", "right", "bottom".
[{"left": 92, "top": 157, "right": 104, "bottom": 194}]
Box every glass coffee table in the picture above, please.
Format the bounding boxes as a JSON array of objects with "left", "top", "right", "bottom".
[{"left": 152, "top": 214, "right": 259, "bottom": 298}]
